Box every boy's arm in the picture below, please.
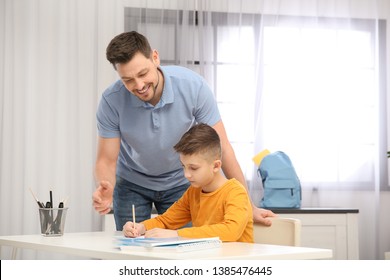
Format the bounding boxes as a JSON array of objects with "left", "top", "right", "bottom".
[{"left": 142, "top": 190, "right": 192, "bottom": 231}]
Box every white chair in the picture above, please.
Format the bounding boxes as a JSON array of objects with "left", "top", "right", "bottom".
[{"left": 253, "top": 217, "right": 301, "bottom": 246}]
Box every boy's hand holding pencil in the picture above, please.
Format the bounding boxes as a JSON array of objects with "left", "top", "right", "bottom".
[
  {"left": 123, "top": 221, "right": 146, "bottom": 237},
  {"left": 123, "top": 205, "right": 145, "bottom": 237}
]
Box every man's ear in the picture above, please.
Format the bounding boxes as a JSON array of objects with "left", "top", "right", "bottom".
[{"left": 152, "top": 49, "right": 160, "bottom": 66}]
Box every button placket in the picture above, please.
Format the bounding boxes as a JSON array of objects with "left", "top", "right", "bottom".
[{"left": 151, "top": 109, "right": 160, "bottom": 129}]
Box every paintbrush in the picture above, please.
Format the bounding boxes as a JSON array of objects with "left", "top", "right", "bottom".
[{"left": 29, "top": 188, "right": 45, "bottom": 208}]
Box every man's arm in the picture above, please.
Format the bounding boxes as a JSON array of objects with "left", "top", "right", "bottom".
[
  {"left": 92, "top": 136, "right": 121, "bottom": 215},
  {"left": 212, "top": 120, "right": 276, "bottom": 225}
]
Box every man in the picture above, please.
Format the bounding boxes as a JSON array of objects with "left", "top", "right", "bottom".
[{"left": 92, "top": 31, "right": 275, "bottom": 230}]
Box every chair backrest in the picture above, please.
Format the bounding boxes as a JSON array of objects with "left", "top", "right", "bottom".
[{"left": 253, "top": 217, "right": 301, "bottom": 246}]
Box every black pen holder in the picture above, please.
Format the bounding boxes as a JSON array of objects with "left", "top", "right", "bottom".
[{"left": 38, "top": 207, "right": 68, "bottom": 236}]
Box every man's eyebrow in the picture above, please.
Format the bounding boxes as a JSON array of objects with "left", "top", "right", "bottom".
[{"left": 120, "top": 76, "right": 132, "bottom": 81}]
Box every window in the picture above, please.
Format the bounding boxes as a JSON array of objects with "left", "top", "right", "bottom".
[
  {"left": 125, "top": 8, "right": 387, "bottom": 190},
  {"left": 259, "top": 17, "right": 387, "bottom": 190}
]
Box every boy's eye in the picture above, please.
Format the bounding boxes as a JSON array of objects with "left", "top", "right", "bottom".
[{"left": 182, "top": 165, "right": 198, "bottom": 171}]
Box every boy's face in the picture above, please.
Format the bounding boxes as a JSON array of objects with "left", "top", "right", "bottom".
[
  {"left": 179, "top": 153, "right": 220, "bottom": 190},
  {"left": 116, "top": 50, "right": 161, "bottom": 106}
]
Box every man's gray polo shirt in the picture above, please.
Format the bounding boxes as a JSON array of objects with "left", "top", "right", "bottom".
[{"left": 97, "top": 65, "right": 221, "bottom": 191}]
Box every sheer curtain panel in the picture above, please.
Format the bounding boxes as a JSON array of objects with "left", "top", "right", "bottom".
[{"left": 0, "top": 0, "right": 122, "bottom": 259}]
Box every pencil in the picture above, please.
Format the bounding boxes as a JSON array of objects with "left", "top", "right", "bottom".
[{"left": 132, "top": 204, "right": 136, "bottom": 230}]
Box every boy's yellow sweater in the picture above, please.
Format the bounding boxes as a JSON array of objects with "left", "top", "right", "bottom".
[{"left": 142, "top": 178, "right": 254, "bottom": 243}]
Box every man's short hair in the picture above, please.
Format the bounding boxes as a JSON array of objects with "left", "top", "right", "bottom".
[{"left": 106, "top": 31, "right": 152, "bottom": 68}]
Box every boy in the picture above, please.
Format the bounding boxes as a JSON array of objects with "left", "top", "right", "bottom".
[{"left": 123, "top": 123, "right": 253, "bottom": 243}]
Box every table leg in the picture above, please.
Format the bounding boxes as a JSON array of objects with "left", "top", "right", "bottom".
[{"left": 11, "top": 247, "right": 18, "bottom": 259}]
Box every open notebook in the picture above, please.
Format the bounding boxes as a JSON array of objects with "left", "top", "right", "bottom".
[{"left": 116, "top": 236, "right": 222, "bottom": 253}]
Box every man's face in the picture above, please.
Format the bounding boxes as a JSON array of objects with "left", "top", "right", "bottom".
[{"left": 116, "top": 51, "right": 161, "bottom": 106}]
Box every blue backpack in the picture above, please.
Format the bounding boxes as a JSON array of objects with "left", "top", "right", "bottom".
[{"left": 257, "top": 151, "right": 301, "bottom": 208}]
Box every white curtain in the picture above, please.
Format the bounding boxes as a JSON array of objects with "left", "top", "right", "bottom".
[
  {"left": 1, "top": 0, "right": 389, "bottom": 260},
  {"left": 0, "top": 0, "right": 122, "bottom": 259}
]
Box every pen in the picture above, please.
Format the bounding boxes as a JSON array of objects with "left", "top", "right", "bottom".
[
  {"left": 132, "top": 204, "right": 136, "bottom": 230},
  {"left": 53, "top": 202, "right": 64, "bottom": 234},
  {"left": 49, "top": 190, "right": 54, "bottom": 234},
  {"left": 49, "top": 190, "right": 53, "bottom": 209},
  {"left": 42, "top": 201, "right": 52, "bottom": 234}
]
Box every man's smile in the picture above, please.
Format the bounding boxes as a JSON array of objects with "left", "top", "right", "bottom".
[{"left": 137, "top": 84, "right": 151, "bottom": 95}]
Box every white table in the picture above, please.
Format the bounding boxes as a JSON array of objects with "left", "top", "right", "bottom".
[{"left": 0, "top": 231, "right": 332, "bottom": 260}]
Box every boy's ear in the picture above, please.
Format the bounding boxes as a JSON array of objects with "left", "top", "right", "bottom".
[{"left": 213, "top": 160, "right": 222, "bottom": 172}]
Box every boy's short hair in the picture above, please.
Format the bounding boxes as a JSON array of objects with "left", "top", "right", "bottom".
[
  {"left": 174, "top": 123, "right": 222, "bottom": 160},
  {"left": 106, "top": 31, "right": 152, "bottom": 68}
]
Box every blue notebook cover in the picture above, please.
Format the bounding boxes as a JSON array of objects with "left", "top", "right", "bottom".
[{"left": 115, "top": 236, "right": 221, "bottom": 252}]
